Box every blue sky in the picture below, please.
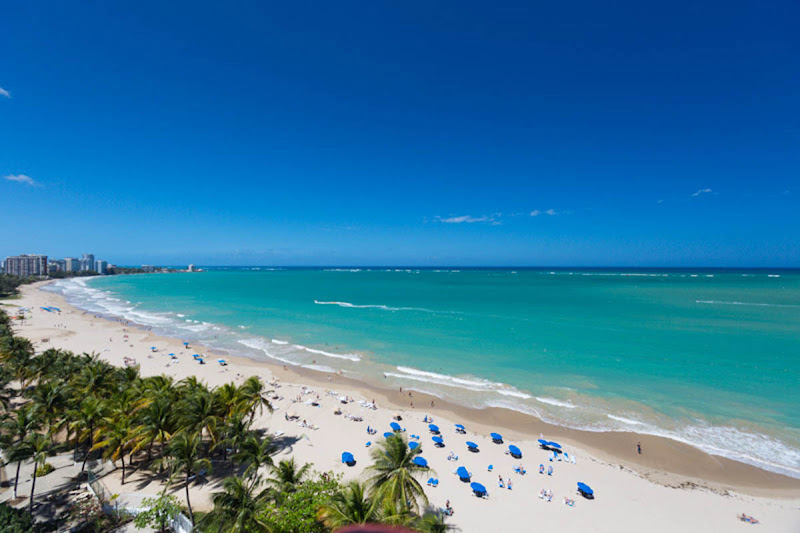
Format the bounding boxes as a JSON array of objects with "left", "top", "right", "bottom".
[{"left": 1, "top": 1, "right": 798, "bottom": 266}]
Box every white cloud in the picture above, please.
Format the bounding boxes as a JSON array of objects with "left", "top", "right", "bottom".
[
  {"left": 0, "top": 87, "right": 10, "bottom": 98},
  {"left": 545, "top": 209, "right": 557, "bottom": 215},
  {"left": 530, "top": 210, "right": 541, "bottom": 217},
  {"left": 437, "top": 215, "right": 491, "bottom": 224},
  {"left": 691, "top": 188, "right": 712, "bottom": 197},
  {"left": 4, "top": 174, "right": 36, "bottom": 186}
]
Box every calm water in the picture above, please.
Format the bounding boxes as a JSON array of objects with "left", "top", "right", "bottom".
[{"left": 47, "top": 268, "right": 800, "bottom": 477}]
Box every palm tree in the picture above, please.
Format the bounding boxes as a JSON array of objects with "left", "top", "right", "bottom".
[
  {"left": 367, "top": 434, "right": 430, "bottom": 514},
  {"left": 215, "top": 413, "right": 252, "bottom": 463},
  {"left": 318, "top": 481, "right": 382, "bottom": 529},
  {"left": 206, "top": 475, "right": 273, "bottom": 533},
  {"left": 0, "top": 336, "right": 35, "bottom": 388},
  {"left": 67, "top": 396, "right": 105, "bottom": 471},
  {"left": 132, "top": 398, "right": 175, "bottom": 464},
  {"left": 70, "top": 357, "right": 115, "bottom": 398},
  {"left": 414, "top": 511, "right": 455, "bottom": 533},
  {"left": 2, "top": 405, "right": 42, "bottom": 498},
  {"left": 178, "top": 390, "right": 221, "bottom": 445},
  {"left": 239, "top": 376, "right": 273, "bottom": 426},
  {"left": 232, "top": 434, "right": 275, "bottom": 477},
  {"left": 164, "top": 431, "right": 211, "bottom": 525},
  {"left": 92, "top": 417, "right": 134, "bottom": 484},
  {"left": 28, "top": 432, "right": 54, "bottom": 514},
  {"left": 266, "top": 458, "right": 310, "bottom": 495},
  {"left": 27, "top": 381, "right": 68, "bottom": 432}
]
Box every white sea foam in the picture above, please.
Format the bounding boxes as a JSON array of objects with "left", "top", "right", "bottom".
[
  {"left": 177, "top": 313, "right": 186, "bottom": 317},
  {"left": 606, "top": 414, "right": 644, "bottom": 425},
  {"left": 768, "top": 274, "right": 781, "bottom": 278},
  {"left": 302, "top": 364, "right": 336, "bottom": 373},
  {"left": 238, "top": 338, "right": 296, "bottom": 366},
  {"left": 696, "top": 300, "right": 800, "bottom": 309},
  {"left": 292, "top": 344, "right": 360, "bottom": 361},
  {"left": 536, "top": 396, "right": 576, "bottom": 408},
  {"left": 271, "top": 339, "right": 288, "bottom": 345},
  {"left": 314, "top": 300, "right": 433, "bottom": 313}
]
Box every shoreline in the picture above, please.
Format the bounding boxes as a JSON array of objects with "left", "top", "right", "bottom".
[{"left": 16, "top": 280, "right": 800, "bottom": 497}]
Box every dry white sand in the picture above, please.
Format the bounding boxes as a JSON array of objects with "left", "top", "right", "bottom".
[{"left": 5, "top": 282, "right": 799, "bottom": 532}]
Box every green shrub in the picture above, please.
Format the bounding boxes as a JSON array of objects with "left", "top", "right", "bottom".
[
  {"left": 0, "top": 502, "right": 37, "bottom": 533},
  {"left": 36, "top": 462, "right": 55, "bottom": 477}
]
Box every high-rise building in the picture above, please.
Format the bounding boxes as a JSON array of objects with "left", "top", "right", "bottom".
[
  {"left": 4, "top": 255, "right": 48, "bottom": 277},
  {"left": 95, "top": 260, "right": 108, "bottom": 274},
  {"left": 64, "top": 257, "right": 80, "bottom": 272},
  {"left": 80, "top": 253, "right": 95, "bottom": 272},
  {"left": 48, "top": 260, "right": 67, "bottom": 272}
]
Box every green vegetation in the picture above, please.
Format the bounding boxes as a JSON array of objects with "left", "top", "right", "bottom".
[
  {"left": 0, "top": 308, "right": 453, "bottom": 531},
  {"left": 0, "top": 274, "right": 38, "bottom": 299},
  {"left": 0, "top": 502, "right": 41, "bottom": 533}
]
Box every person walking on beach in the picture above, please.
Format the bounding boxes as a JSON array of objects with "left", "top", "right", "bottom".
[{"left": 637, "top": 441, "right": 642, "bottom": 454}]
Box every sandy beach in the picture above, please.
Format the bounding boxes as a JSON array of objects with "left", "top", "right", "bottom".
[{"left": 5, "top": 281, "right": 799, "bottom": 532}]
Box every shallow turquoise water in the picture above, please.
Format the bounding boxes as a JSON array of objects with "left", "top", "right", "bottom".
[{"left": 49, "top": 268, "right": 800, "bottom": 476}]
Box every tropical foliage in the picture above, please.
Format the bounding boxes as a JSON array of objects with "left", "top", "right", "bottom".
[{"left": 0, "top": 309, "right": 453, "bottom": 531}]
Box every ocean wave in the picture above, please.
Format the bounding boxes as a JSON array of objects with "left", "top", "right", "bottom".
[
  {"left": 292, "top": 344, "right": 360, "bottom": 361},
  {"left": 536, "top": 396, "right": 576, "bottom": 408},
  {"left": 314, "top": 300, "right": 433, "bottom": 313},
  {"left": 606, "top": 414, "right": 644, "bottom": 425},
  {"left": 696, "top": 300, "right": 800, "bottom": 309},
  {"left": 238, "top": 338, "right": 296, "bottom": 366},
  {"left": 302, "top": 364, "right": 336, "bottom": 373},
  {"left": 271, "top": 339, "right": 288, "bottom": 345}
]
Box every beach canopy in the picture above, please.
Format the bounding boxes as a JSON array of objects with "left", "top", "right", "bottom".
[
  {"left": 466, "top": 441, "right": 479, "bottom": 450},
  {"left": 413, "top": 456, "right": 428, "bottom": 467},
  {"left": 470, "top": 482, "right": 487, "bottom": 495},
  {"left": 538, "top": 439, "right": 549, "bottom": 446},
  {"left": 547, "top": 441, "right": 562, "bottom": 449},
  {"left": 490, "top": 432, "right": 503, "bottom": 442},
  {"left": 432, "top": 436, "right": 444, "bottom": 444},
  {"left": 341, "top": 452, "right": 354, "bottom": 464},
  {"left": 455, "top": 424, "right": 465, "bottom": 430},
  {"left": 383, "top": 432, "right": 394, "bottom": 438},
  {"left": 390, "top": 422, "right": 402, "bottom": 431},
  {"left": 456, "top": 466, "right": 470, "bottom": 480},
  {"left": 508, "top": 445, "right": 522, "bottom": 457},
  {"left": 409, "top": 441, "right": 420, "bottom": 450},
  {"left": 428, "top": 424, "right": 439, "bottom": 433},
  {"left": 577, "top": 482, "right": 594, "bottom": 496}
]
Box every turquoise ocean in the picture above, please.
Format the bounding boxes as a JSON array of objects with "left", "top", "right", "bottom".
[{"left": 45, "top": 268, "right": 800, "bottom": 477}]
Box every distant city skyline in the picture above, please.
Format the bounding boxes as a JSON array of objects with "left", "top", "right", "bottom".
[{"left": 1, "top": 2, "right": 798, "bottom": 266}]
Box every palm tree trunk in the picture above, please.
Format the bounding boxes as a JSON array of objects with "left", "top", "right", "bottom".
[
  {"left": 147, "top": 438, "right": 154, "bottom": 462},
  {"left": 29, "top": 469, "right": 37, "bottom": 515},
  {"left": 13, "top": 461, "right": 21, "bottom": 499},
  {"left": 185, "top": 473, "right": 195, "bottom": 524},
  {"left": 82, "top": 424, "right": 93, "bottom": 472},
  {"left": 120, "top": 453, "right": 126, "bottom": 485}
]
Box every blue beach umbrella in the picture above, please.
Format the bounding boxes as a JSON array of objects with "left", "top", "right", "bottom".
[
  {"left": 547, "top": 441, "right": 562, "bottom": 449},
  {"left": 456, "top": 466, "right": 471, "bottom": 481},
  {"left": 455, "top": 424, "right": 465, "bottom": 431},
  {"left": 577, "top": 482, "right": 594, "bottom": 497},
  {"left": 409, "top": 441, "right": 420, "bottom": 450},
  {"left": 428, "top": 424, "right": 440, "bottom": 433},
  {"left": 341, "top": 452, "right": 355, "bottom": 464},
  {"left": 390, "top": 422, "right": 402, "bottom": 431},
  {"left": 538, "top": 439, "right": 549, "bottom": 447},
  {"left": 383, "top": 432, "right": 394, "bottom": 438},
  {"left": 432, "top": 436, "right": 444, "bottom": 444},
  {"left": 466, "top": 441, "right": 479, "bottom": 451},
  {"left": 490, "top": 433, "right": 503, "bottom": 443},
  {"left": 470, "top": 482, "right": 487, "bottom": 496},
  {"left": 508, "top": 445, "right": 522, "bottom": 458},
  {"left": 413, "top": 456, "right": 428, "bottom": 468}
]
